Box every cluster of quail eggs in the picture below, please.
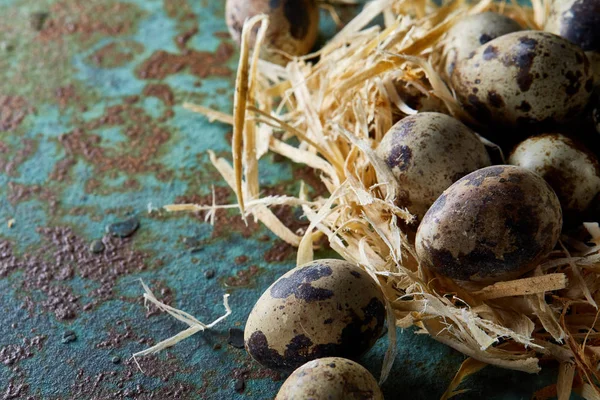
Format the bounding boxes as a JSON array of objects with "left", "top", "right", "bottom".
[{"left": 235, "top": 0, "right": 600, "bottom": 398}]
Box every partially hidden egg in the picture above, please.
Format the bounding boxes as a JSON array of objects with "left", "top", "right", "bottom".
[
  {"left": 244, "top": 259, "right": 386, "bottom": 372},
  {"left": 545, "top": 0, "right": 600, "bottom": 81},
  {"left": 441, "top": 11, "right": 522, "bottom": 79},
  {"left": 376, "top": 112, "right": 491, "bottom": 220},
  {"left": 509, "top": 134, "right": 600, "bottom": 219},
  {"left": 416, "top": 165, "right": 562, "bottom": 283},
  {"left": 275, "top": 358, "right": 383, "bottom": 400},
  {"left": 452, "top": 31, "right": 595, "bottom": 130},
  {"left": 225, "top": 0, "right": 319, "bottom": 64}
]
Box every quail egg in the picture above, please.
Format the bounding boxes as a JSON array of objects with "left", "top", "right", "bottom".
[
  {"left": 275, "top": 358, "right": 384, "bottom": 400},
  {"left": 376, "top": 112, "right": 491, "bottom": 220},
  {"left": 244, "top": 259, "right": 386, "bottom": 372},
  {"left": 452, "top": 31, "right": 595, "bottom": 130},
  {"left": 416, "top": 165, "right": 562, "bottom": 283},
  {"left": 509, "top": 134, "right": 600, "bottom": 219},
  {"left": 225, "top": 0, "right": 319, "bottom": 65},
  {"left": 441, "top": 12, "right": 522, "bottom": 79}
]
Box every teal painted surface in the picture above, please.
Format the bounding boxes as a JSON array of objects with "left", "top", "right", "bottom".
[{"left": 0, "top": 1, "right": 574, "bottom": 399}]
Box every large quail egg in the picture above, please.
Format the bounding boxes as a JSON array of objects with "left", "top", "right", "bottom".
[
  {"left": 416, "top": 165, "right": 562, "bottom": 283},
  {"left": 509, "top": 134, "right": 600, "bottom": 219},
  {"left": 376, "top": 112, "right": 491, "bottom": 220},
  {"left": 545, "top": 0, "right": 600, "bottom": 80},
  {"left": 244, "top": 259, "right": 386, "bottom": 372},
  {"left": 275, "top": 358, "right": 384, "bottom": 400},
  {"left": 225, "top": 0, "right": 319, "bottom": 64},
  {"left": 452, "top": 31, "right": 595, "bottom": 130},
  {"left": 441, "top": 12, "right": 522, "bottom": 79}
]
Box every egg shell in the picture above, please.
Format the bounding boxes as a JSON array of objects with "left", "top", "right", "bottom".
[
  {"left": 376, "top": 112, "right": 491, "bottom": 220},
  {"left": 244, "top": 259, "right": 386, "bottom": 372},
  {"left": 545, "top": 0, "right": 600, "bottom": 52},
  {"left": 416, "top": 165, "right": 562, "bottom": 283},
  {"left": 442, "top": 12, "right": 522, "bottom": 79},
  {"left": 452, "top": 31, "right": 595, "bottom": 130},
  {"left": 225, "top": 0, "right": 319, "bottom": 65},
  {"left": 275, "top": 357, "right": 383, "bottom": 400},
  {"left": 509, "top": 134, "right": 600, "bottom": 218}
]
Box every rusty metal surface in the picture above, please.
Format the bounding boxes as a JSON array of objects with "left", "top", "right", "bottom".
[{"left": 0, "top": 0, "right": 567, "bottom": 398}]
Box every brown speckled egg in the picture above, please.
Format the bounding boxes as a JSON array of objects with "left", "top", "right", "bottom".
[
  {"left": 244, "top": 259, "right": 385, "bottom": 372},
  {"left": 376, "top": 112, "right": 491, "bottom": 220},
  {"left": 441, "top": 12, "right": 522, "bottom": 79},
  {"left": 225, "top": 0, "right": 319, "bottom": 64},
  {"left": 509, "top": 134, "right": 600, "bottom": 219},
  {"left": 416, "top": 165, "right": 562, "bottom": 283},
  {"left": 452, "top": 31, "right": 595, "bottom": 130},
  {"left": 275, "top": 358, "right": 383, "bottom": 400}
]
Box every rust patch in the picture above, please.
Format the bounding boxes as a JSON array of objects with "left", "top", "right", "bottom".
[
  {"left": 54, "top": 85, "right": 83, "bottom": 109},
  {"left": 137, "top": 42, "right": 234, "bottom": 80},
  {"left": 142, "top": 280, "right": 173, "bottom": 318},
  {"left": 142, "top": 83, "right": 175, "bottom": 107},
  {"left": 0, "top": 227, "right": 149, "bottom": 320},
  {"left": 0, "top": 335, "right": 46, "bottom": 367},
  {"left": 96, "top": 321, "right": 153, "bottom": 349},
  {"left": 176, "top": 27, "right": 198, "bottom": 49},
  {"left": 38, "top": 2, "right": 140, "bottom": 42},
  {"left": 225, "top": 265, "right": 261, "bottom": 287},
  {"left": 87, "top": 41, "right": 144, "bottom": 68},
  {"left": 0, "top": 95, "right": 34, "bottom": 131},
  {"left": 7, "top": 182, "right": 58, "bottom": 210},
  {"left": 0, "top": 139, "right": 37, "bottom": 177},
  {"left": 264, "top": 240, "right": 296, "bottom": 263}
]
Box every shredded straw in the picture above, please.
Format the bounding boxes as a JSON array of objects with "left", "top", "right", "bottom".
[{"left": 135, "top": 0, "right": 600, "bottom": 396}]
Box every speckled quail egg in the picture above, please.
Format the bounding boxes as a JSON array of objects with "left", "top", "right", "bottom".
[
  {"left": 244, "top": 259, "right": 386, "bottom": 372},
  {"left": 376, "top": 112, "right": 491, "bottom": 220},
  {"left": 416, "top": 165, "right": 562, "bottom": 283},
  {"left": 509, "top": 134, "right": 600, "bottom": 219},
  {"left": 275, "top": 358, "right": 383, "bottom": 400},
  {"left": 441, "top": 12, "right": 522, "bottom": 79},
  {"left": 452, "top": 31, "right": 595, "bottom": 130},
  {"left": 545, "top": 0, "right": 600, "bottom": 80},
  {"left": 225, "top": 0, "right": 319, "bottom": 64}
]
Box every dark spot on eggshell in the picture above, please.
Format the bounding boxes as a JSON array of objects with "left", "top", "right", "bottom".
[
  {"left": 480, "top": 33, "right": 492, "bottom": 44},
  {"left": 516, "top": 101, "right": 532, "bottom": 112},
  {"left": 565, "top": 70, "right": 583, "bottom": 95},
  {"left": 283, "top": 0, "right": 312, "bottom": 40},
  {"left": 512, "top": 37, "right": 537, "bottom": 92},
  {"left": 586, "top": 78, "right": 594, "bottom": 93},
  {"left": 483, "top": 45, "right": 498, "bottom": 60},
  {"left": 465, "top": 94, "right": 492, "bottom": 122},
  {"left": 324, "top": 318, "right": 334, "bottom": 324},
  {"left": 350, "top": 271, "right": 362, "bottom": 278},
  {"left": 385, "top": 145, "right": 412, "bottom": 172},
  {"left": 559, "top": 0, "right": 600, "bottom": 52},
  {"left": 487, "top": 91, "right": 505, "bottom": 108},
  {"left": 270, "top": 264, "right": 334, "bottom": 302}
]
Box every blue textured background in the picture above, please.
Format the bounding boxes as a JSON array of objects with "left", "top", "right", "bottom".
[{"left": 0, "top": 0, "right": 570, "bottom": 398}]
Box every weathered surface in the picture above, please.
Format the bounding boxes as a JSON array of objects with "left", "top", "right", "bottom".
[{"left": 0, "top": 0, "right": 573, "bottom": 398}]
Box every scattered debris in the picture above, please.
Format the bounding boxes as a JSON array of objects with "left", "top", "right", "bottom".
[
  {"left": 234, "top": 377, "right": 245, "bottom": 393},
  {"left": 111, "top": 356, "right": 121, "bottom": 364},
  {"left": 61, "top": 330, "right": 77, "bottom": 344},
  {"left": 7, "top": 219, "right": 15, "bottom": 228},
  {"left": 29, "top": 12, "right": 49, "bottom": 31},
  {"left": 204, "top": 269, "right": 215, "bottom": 280},
  {"left": 227, "top": 328, "right": 244, "bottom": 349},
  {"left": 106, "top": 217, "right": 139, "bottom": 238},
  {"left": 89, "top": 239, "right": 105, "bottom": 254}
]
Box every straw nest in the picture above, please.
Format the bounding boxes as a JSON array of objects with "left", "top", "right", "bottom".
[{"left": 170, "top": 0, "right": 600, "bottom": 397}]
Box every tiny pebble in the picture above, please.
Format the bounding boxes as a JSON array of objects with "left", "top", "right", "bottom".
[
  {"left": 213, "top": 343, "right": 222, "bottom": 350},
  {"left": 89, "top": 240, "right": 105, "bottom": 254},
  {"left": 61, "top": 330, "right": 77, "bottom": 344},
  {"left": 234, "top": 377, "right": 245, "bottom": 393},
  {"left": 227, "top": 328, "right": 245, "bottom": 349},
  {"left": 29, "top": 11, "right": 49, "bottom": 31},
  {"left": 106, "top": 217, "right": 140, "bottom": 238},
  {"left": 204, "top": 269, "right": 215, "bottom": 279},
  {"left": 111, "top": 356, "right": 121, "bottom": 364}
]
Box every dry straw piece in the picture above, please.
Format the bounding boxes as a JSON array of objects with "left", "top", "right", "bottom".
[{"left": 171, "top": 0, "right": 600, "bottom": 397}]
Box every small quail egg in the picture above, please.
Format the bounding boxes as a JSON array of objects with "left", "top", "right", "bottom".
[
  {"left": 275, "top": 358, "right": 384, "bottom": 400},
  {"left": 416, "top": 165, "right": 562, "bottom": 283},
  {"left": 376, "top": 112, "right": 491, "bottom": 220},
  {"left": 225, "top": 0, "right": 319, "bottom": 65},
  {"left": 452, "top": 31, "right": 595, "bottom": 130},
  {"left": 244, "top": 259, "right": 386, "bottom": 372},
  {"left": 441, "top": 12, "right": 522, "bottom": 79},
  {"left": 509, "top": 134, "right": 600, "bottom": 219}
]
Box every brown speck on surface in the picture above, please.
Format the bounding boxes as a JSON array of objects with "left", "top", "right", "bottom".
[
  {"left": 0, "top": 335, "right": 46, "bottom": 366},
  {"left": 263, "top": 240, "right": 295, "bottom": 263},
  {"left": 137, "top": 42, "right": 234, "bottom": 80},
  {"left": 0, "top": 96, "right": 34, "bottom": 132},
  {"left": 225, "top": 265, "right": 260, "bottom": 287},
  {"left": 175, "top": 26, "right": 198, "bottom": 49},
  {"left": 142, "top": 83, "right": 175, "bottom": 107},
  {"left": 87, "top": 41, "right": 144, "bottom": 69},
  {"left": 142, "top": 280, "right": 173, "bottom": 318},
  {"left": 234, "top": 255, "right": 248, "bottom": 265}
]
